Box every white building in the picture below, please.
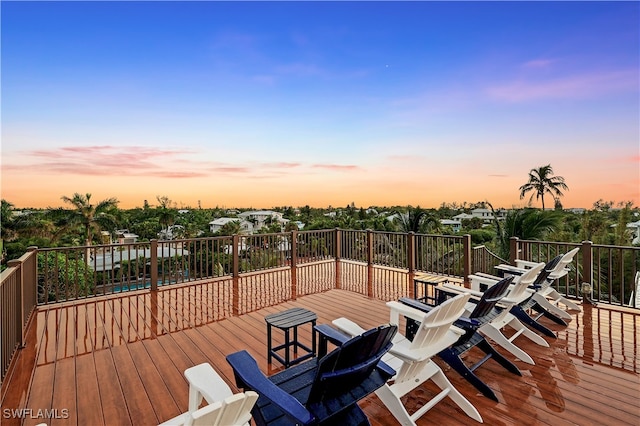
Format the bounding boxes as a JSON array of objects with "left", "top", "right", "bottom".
[
  {"left": 238, "top": 210, "right": 289, "bottom": 231},
  {"left": 209, "top": 218, "right": 253, "bottom": 234},
  {"left": 440, "top": 219, "right": 462, "bottom": 233},
  {"left": 115, "top": 229, "right": 139, "bottom": 244}
]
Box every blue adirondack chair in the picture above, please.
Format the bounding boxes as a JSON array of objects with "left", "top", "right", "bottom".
[{"left": 226, "top": 323, "right": 397, "bottom": 426}]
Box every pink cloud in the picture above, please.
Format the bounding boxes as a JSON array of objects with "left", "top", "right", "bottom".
[
  {"left": 17, "top": 145, "right": 206, "bottom": 178},
  {"left": 262, "top": 162, "right": 302, "bottom": 169},
  {"left": 311, "top": 164, "right": 359, "bottom": 171},
  {"left": 486, "top": 69, "right": 638, "bottom": 102},
  {"left": 211, "top": 167, "right": 250, "bottom": 173}
]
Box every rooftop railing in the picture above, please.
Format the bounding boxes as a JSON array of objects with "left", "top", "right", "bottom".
[{"left": 2, "top": 229, "right": 639, "bottom": 386}]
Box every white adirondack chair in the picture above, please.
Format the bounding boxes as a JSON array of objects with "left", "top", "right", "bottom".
[
  {"left": 516, "top": 247, "right": 582, "bottom": 317},
  {"left": 159, "top": 363, "right": 258, "bottom": 426},
  {"left": 442, "top": 262, "right": 548, "bottom": 365},
  {"left": 332, "top": 293, "right": 483, "bottom": 425}
]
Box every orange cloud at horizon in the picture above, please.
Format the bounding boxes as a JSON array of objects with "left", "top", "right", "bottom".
[{"left": 3, "top": 160, "right": 638, "bottom": 210}]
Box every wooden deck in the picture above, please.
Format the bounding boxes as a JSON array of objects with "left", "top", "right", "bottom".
[{"left": 1, "top": 284, "right": 639, "bottom": 426}]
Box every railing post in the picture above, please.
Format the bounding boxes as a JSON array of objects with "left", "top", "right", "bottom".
[
  {"left": 581, "top": 240, "right": 593, "bottom": 302},
  {"left": 7, "top": 259, "right": 24, "bottom": 348},
  {"left": 367, "top": 229, "right": 374, "bottom": 298},
  {"left": 408, "top": 232, "right": 415, "bottom": 298},
  {"left": 232, "top": 234, "right": 240, "bottom": 316},
  {"left": 150, "top": 239, "right": 158, "bottom": 291},
  {"left": 463, "top": 234, "right": 472, "bottom": 287},
  {"left": 26, "top": 247, "right": 38, "bottom": 315},
  {"left": 509, "top": 237, "right": 519, "bottom": 264},
  {"left": 335, "top": 228, "right": 342, "bottom": 290},
  {"left": 290, "top": 230, "right": 298, "bottom": 300}
]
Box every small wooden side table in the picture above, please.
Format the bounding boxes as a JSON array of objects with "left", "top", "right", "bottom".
[{"left": 265, "top": 307, "right": 317, "bottom": 368}]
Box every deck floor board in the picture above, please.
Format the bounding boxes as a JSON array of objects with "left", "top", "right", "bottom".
[{"left": 2, "top": 284, "right": 639, "bottom": 426}]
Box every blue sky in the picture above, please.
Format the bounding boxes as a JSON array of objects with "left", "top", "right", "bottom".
[{"left": 2, "top": 1, "right": 639, "bottom": 209}]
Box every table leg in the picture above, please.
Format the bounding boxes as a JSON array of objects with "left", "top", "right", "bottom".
[{"left": 284, "top": 328, "right": 290, "bottom": 367}]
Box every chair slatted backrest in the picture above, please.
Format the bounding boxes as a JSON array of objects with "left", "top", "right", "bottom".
[
  {"left": 409, "top": 292, "right": 471, "bottom": 350},
  {"left": 307, "top": 323, "right": 397, "bottom": 404},
  {"left": 467, "top": 276, "right": 514, "bottom": 319},
  {"left": 531, "top": 255, "right": 564, "bottom": 290},
  {"left": 506, "top": 262, "right": 545, "bottom": 302},
  {"left": 190, "top": 392, "right": 259, "bottom": 426},
  {"left": 550, "top": 247, "right": 580, "bottom": 279},
  {"left": 390, "top": 293, "right": 469, "bottom": 384}
]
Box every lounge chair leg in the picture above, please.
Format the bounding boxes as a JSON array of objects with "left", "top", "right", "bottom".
[
  {"left": 510, "top": 306, "right": 557, "bottom": 338},
  {"left": 532, "top": 294, "right": 572, "bottom": 320},
  {"left": 476, "top": 339, "right": 521, "bottom": 376},
  {"left": 506, "top": 317, "right": 549, "bottom": 347},
  {"left": 479, "top": 324, "right": 535, "bottom": 364},
  {"left": 531, "top": 302, "right": 569, "bottom": 325},
  {"left": 431, "top": 369, "right": 483, "bottom": 422},
  {"left": 439, "top": 349, "right": 499, "bottom": 402},
  {"left": 375, "top": 385, "right": 415, "bottom": 426}
]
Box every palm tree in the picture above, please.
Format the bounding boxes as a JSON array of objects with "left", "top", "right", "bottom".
[
  {"left": 493, "top": 208, "right": 561, "bottom": 260},
  {"left": 394, "top": 206, "right": 439, "bottom": 233},
  {"left": 519, "top": 164, "right": 569, "bottom": 210},
  {"left": 52, "top": 193, "right": 119, "bottom": 246}
]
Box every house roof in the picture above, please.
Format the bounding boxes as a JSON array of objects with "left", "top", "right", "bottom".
[{"left": 209, "top": 218, "right": 241, "bottom": 226}]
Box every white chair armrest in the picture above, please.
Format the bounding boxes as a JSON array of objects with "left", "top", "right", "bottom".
[
  {"left": 515, "top": 260, "right": 540, "bottom": 269},
  {"left": 440, "top": 282, "right": 483, "bottom": 299},
  {"left": 332, "top": 317, "right": 367, "bottom": 337},
  {"left": 389, "top": 326, "right": 465, "bottom": 362},
  {"left": 184, "top": 363, "right": 233, "bottom": 407}
]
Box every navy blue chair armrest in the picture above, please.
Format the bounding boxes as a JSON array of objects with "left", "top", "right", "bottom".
[
  {"left": 315, "top": 324, "right": 351, "bottom": 345},
  {"left": 226, "top": 350, "right": 315, "bottom": 426}
]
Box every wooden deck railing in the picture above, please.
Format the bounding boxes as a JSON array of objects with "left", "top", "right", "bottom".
[
  {"left": 511, "top": 237, "right": 640, "bottom": 307},
  {"left": 2, "top": 229, "right": 639, "bottom": 387},
  {"left": 0, "top": 248, "right": 38, "bottom": 384}
]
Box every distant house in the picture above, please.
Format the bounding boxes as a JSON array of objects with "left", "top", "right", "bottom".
[
  {"left": 238, "top": 210, "right": 289, "bottom": 231},
  {"left": 567, "top": 208, "right": 586, "bottom": 214},
  {"left": 626, "top": 220, "right": 640, "bottom": 245},
  {"left": 209, "top": 218, "right": 253, "bottom": 234},
  {"left": 158, "top": 225, "right": 184, "bottom": 240},
  {"left": 440, "top": 219, "right": 462, "bottom": 233},
  {"left": 115, "top": 229, "right": 139, "bottom": 244},
  {"left": 453, "top": 213, "right": 474, "bottom": 221},
  {"left": 471, "top": 208, "right": 495, "bottom": 222},
  {"left": 92, "top": 244, "right": 189, "bottom": 273}
]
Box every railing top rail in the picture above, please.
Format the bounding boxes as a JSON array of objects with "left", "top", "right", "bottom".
[{"left": 516, "top": 239, "right": 639, "bottom": 251}]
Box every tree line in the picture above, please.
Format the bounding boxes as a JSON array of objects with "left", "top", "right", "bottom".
[{"left": 1, "top": 165, "right": 638, "bottom": 268}]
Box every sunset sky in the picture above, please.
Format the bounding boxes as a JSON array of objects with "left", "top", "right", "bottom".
[{"left": 2, "top": 1, "right": 638, "bottom": 210}]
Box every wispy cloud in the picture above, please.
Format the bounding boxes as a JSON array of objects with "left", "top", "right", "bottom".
[
  {"left": 311, "top": 164, "right": 359, "bottom": 171},
  {"left": 12, "top": 145, "right": 356, "bottom": 179},
  {"left": 485, "top": 69, "right": 638, "bottom": 102},
  {"left": 19, "top": 145, "right": 207, "bottom": 178}
]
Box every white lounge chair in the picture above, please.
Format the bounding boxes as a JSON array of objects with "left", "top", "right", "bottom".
[
  {"left": 159, "top": 363, "right": 258, "bottom": 426},
  {"left": 497, "top": 247, "right": 581, "bottom": 319},
  {"left": 441, "top": 263, "right": 549, "bottom": 365},
  {"left": 332, "top": 293, "right": 483, "bottom": 425}
]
